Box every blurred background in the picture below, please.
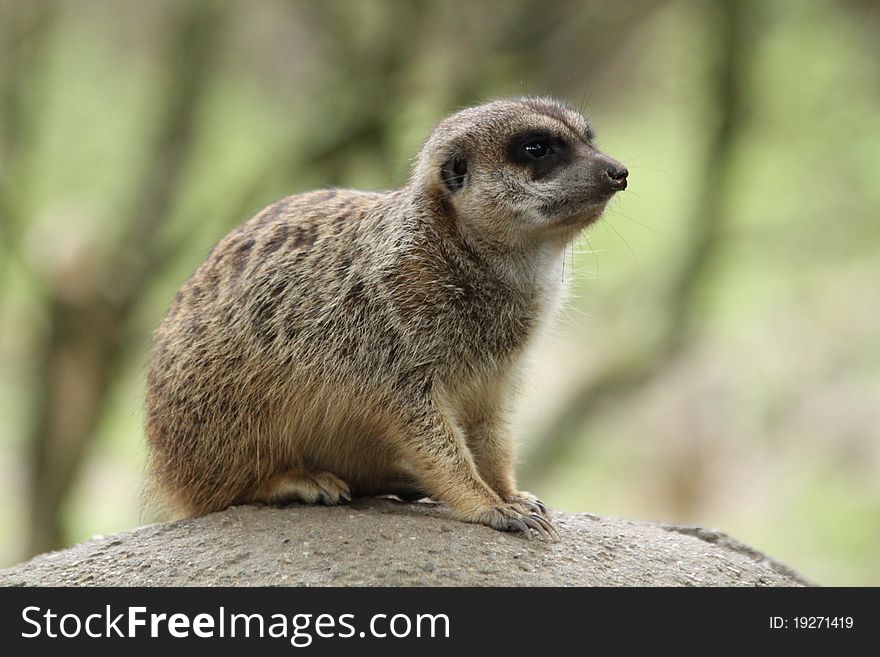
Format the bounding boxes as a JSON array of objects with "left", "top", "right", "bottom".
[{"left": 1, "top": 0, "right": 878, "bottom": 585}]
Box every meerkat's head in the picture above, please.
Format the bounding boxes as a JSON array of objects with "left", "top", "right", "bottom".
[{"left": 411, "top": 97, "right": 628, "bottom": 247}]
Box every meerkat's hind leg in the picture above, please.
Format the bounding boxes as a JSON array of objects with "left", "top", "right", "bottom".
[{"left": 251, "top": 468, "right": 353, "bottom": 506}]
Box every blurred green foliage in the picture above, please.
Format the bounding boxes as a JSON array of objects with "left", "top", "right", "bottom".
[{"left": 1, "top": 0, "right": 878, "bottom": 585}]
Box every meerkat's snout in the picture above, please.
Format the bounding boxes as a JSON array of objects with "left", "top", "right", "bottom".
[
  {"left": 604, "top": 161, "right": 628, "bottom": 191},
  {"left": 585, "top": 152, "right": 628, "bottom": 197}
]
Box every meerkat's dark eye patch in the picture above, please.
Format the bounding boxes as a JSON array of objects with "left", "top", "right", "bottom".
[
  {"left": 440, "top": 154, "right": 468, "bottom": 193},
  {"left": 506, "top": 130, "right": 571, "bottom": 179}
]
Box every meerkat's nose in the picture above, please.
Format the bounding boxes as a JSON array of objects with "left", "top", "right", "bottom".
[{"left": 605, "top": 164, "right": 628, "bottom": 191}]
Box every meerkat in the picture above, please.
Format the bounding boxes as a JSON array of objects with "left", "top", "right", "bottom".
[{"left": 145, "top": 96, "right": 628, "bottom": 540}]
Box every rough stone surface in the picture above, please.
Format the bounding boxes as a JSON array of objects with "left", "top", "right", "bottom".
[{"left": 0, "top": 500, "right": 812, "bottom": 586}]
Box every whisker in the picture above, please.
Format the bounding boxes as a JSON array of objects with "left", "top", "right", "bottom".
[
  {"left": 618, "top": 148, "right": 678, "bottom": 162},
  {"left": 604, "top": 220, "right": 637, "bottom": 260},
  {"left": 581, "top": 233, "right": 600, "bottom": 277},
  {"left": 561, "top": 243, "right": 567, "bottom": 282},
  {"left": 607, "top": 208, "right": 658, "bottom": 234},
  {"left": 626, "top": 164, "right": 668, "bottom": 174}
]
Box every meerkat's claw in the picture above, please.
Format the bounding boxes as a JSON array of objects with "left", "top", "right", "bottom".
[
  {"left": 507, "top": 492, "right": 551, "bottom": 520},
  {"left": 503, "top": 516, "right": 533, "bottom": 539},
  {"left": 525, "top": 514, "right": 555, "bottom": 541},
  {"left": 530, "top": 514, "right": 559, "bottom": 541},
  {"left": 518, "top": 500, "right": 545, "bottom": 516},
  {"left": 492, "top": 505, "right": 557, "bottom": 541}
]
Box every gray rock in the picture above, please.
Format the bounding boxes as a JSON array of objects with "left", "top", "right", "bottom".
[{"left": 0, "top": 500, "right": 812, "bottom": 586}]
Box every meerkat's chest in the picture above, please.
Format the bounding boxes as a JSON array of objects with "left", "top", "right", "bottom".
[
  {"left": 388, "top": 239, "right": 568, "bottom": 369},
  {"left": 445, "top": 269, "right": 565, "bottom": 366}
]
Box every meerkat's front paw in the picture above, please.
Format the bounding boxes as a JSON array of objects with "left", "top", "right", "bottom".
[
  {"left": 481, "top": 503, "right": 558, "bottom": 541},
  {"left": 505, "top": 491, "right": 550, "bottom": 519}
]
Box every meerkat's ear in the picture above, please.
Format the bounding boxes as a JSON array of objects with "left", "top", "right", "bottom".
[{"left": 440, "top": 153, "right": 468, "bottom": 193}]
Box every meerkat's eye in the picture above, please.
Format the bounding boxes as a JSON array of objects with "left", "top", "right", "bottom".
[
  {"left": 507, "top": 130, "right": 571, "bottom": 178},
  {"left": 523, "top": 140, "right": 552, "bottom": 160}
]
